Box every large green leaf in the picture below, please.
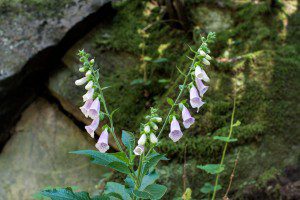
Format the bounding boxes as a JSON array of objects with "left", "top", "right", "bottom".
[
  {"left": 110, "top": 152, "right": 129, "bottom": 164},
  {"left": 143, "top": 153, "right": 166, "bottom": 174},
  {"left": 139, "top": 171, "right": 159, "bottom": 190},
  {"left": 121, "top": 130, "right": 135, "bottom": 152},
  {"left": 40, "top": 187, "right": 91, "bottom": 200},
  {"left": 213, "top": 136, "right": 238, "bottom": 143},
  {"left": 133, "top": 184, "right": 167, "bottom": 200},
  {"left": 104, "top": 182, "right": 132, "bottom": 200},
  {"left": 70, "top": 150, "right": 119, "bottom": 166},
  {"left": 200, "top": 182, "right": 222, "bottom": 194},
  {"left": 197, "top": 164, "right": 225, "bottom": 174},
  {"left": 107, "top": 161, "right": 131, "bottom": 174}
]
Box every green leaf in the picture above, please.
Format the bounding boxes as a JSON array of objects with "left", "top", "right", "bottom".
[
  {"left": 166, "top": 98, "right": 174, "bottom": 106},
  {"left": 124, "top": 176, "right": 135, "bottom": 189},
  {"left": 176, "top": 66, "right": 186, "bottom": 77},
  {"left": 70, "top": 150, "right": 119, "bottom": 166},
  {"left": 108, "top": 161, "right": 131, "bottom": 174},
  {"left": 152, "top": 58, "right": 168, "bottom": 63},
  {"left": 158, "top": 79, "right": 170, "bottom": 84},
  {"left": 104, "top": 182, "right": 132, "bottom": 200},
  {"left": 233, "top": 120, "right": 241, "bottom": 127},
  {"left": 133, "top": 190, "right": 151, "bottom": 199},
  {"left": 197, "top": 164, "right": 225, "bottom": 174},
  {"left": 139, "top": 171, "right": 159, "bottom": 190},
  {"left": 200, "top": 182, "right": 221, "bottom": 194},
  {"left": 143, "top": 56, "right": 152, "bottom": 61},
  {"left": 130, "top": 79, "right": 144, "bottom": 85},
  {"left": 40, "top": 187, "right": 91, "bottom": 200},
  {"left": 144, "top": 184, "right": 167, "bottom": 199},
  {"left": 110, "top": 152, "right": 129, "bottom": 164},
  {"left": 143, "top": 154, "right": 166, "bottom": 175},
  {"left": 213, "top": 136, "right": 238, "bottom": 143},
  {"left": 121, "top": 130, "right": 135, "bottom": 152}
]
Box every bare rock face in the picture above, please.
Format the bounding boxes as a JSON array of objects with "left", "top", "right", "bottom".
[
  {"left": 0, "top": 0, "right": 114, "bottom": 149},
  {"left": 0, "top": 98, "right": 107, "bottom": 199}
]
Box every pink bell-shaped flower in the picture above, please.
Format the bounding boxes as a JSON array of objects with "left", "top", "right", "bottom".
[
  {"left": 134, "top": 145, "right": 145, "bottom": 155},
  {"left": 88, "top": 98, "right": 100, "bottom": 119},
  {"left": 169, "top": 117, "right": 183, "bottom": 142},
  {"left": 80, "top": 99, "right": 93, "bottom": 118},
  {"left": 95, "top": 129, "right": 110, "bottom": 153},
  {"left": 190, "top": 85, "right": 205, "bottom": 111},
  {"left": 83, "top": 88, "right": 94, "bottom": 102},
  {"left": 85, "top": 117, "right": 99, "bottom": 138},
  {"left": 195, "top": 78, "right": 209, "bottom": 97},
  {"left": 182, "top": 105, "right": 195, "bottom": 129}
]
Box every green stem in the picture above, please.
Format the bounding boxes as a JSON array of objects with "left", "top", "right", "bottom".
[
  {"left": 136, "top": 153, "right": 144, "bottom": 188},
  {"left": 157, "top": 55, "right": 197, "bottom": 139},
  {"left": 211, "top": 98, "right": 236, "bottom": 200}
]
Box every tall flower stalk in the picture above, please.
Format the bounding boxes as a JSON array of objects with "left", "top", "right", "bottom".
[{"left": 40, "top": 32, "right": 216, "bottom": 200}]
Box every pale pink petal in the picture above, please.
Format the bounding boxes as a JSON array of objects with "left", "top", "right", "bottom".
[{"left": 85, "top": 117, "right": 99, "bottom": 138}]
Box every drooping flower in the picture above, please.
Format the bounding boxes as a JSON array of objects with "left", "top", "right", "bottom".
[
  {"left": 95, "top": 129, "right": 109, "bottom": 153},
  {"left": 85, "top": 117, "right": 99, "bottom": 138},
  {"left": 138, "top": 134, "right": 147, "bottom": 145},
  {"left": 150, "top": 133, "right": 158, "bottom": 144},
  {"left": 75, "top": 77, "right": 88, "bottom": 86},
  {"left": 195, "top": 66, "right": 210, "bottom": 82},
  {"left": 88, "top": 98, "right": 100, "bottom": 119},
  {"left": 82, "top": 88, "right": 94, "bottom": 102},
  {"left": 80, "top": 99, "right": 93, "bottom": 118},
  {"left": 202, "top": 58, "right": 210, "bottom": 65},
  {"left": 182, "top": 105, "right": 195, "bottom": 129},
  {"left": 169, "top": 117, "right": 183, "bottom": 142},
  {"left": 134, "top": 145, "right": 145, "bottom": 155},
  {"left": 190, "top": 85, "right": 205, "bottom": 111},
  {"left": 195, "top": 78, "right": 209, "bottom": 97},
  {"left": 85, "top": 81, "right": 93, "bottom": 90},
  {"left": 144, "top": 125, "right": 151, "bottom": 133}
]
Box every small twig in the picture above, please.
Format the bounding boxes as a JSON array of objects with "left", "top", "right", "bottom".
[{"left": 223, "top": 151, "right": 240, "bottom": 200}]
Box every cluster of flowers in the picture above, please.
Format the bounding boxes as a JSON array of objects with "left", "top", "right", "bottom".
[
  {"left": 168, "top": 48, "right": 211, "bottom": 143},
  {"left": 134, "top": 108, "right": 162, "bottom": 155},
  {"left": 75, "top": 50, "right": 110, "bottom": 153}
]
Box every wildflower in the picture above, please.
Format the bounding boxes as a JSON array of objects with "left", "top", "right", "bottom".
[
  {"left": 85, "top": 117, "right": 99, "bottom": 138},
  {"left": 82, "top": 88, "right": 94, "bottom": 102},
  {"left": 195, "top": 66, "right": 210, "bottom": 82},
  {"left": 198, "top": 49, "right": 206, "bottom": 56},
  {"left": 150, "top": 133, "right": 158, "bottom": 144},
  {"left": 202, "top": 58, "right": 210, "bottom": 65},
  {"left": 169, "top": 117, "right": 183, "bottom": 142},
  {"left": 79, "top": 67, "right": 85, "bottom": 72},
  {"left": 95, "top": 129, "right": 109, "bottom": 153},
  {"left": 195, "top": 78, "right": 209, "bottom": 97},
  {"left": 144, "top": 125, "right": 151, "bottom": 133},
  {"left": 88, "top": 98, "right": 100, "bottom": 119},
  {"left": 190, "top": 85, "right": 205, "bottom": 111},
  {"left": 75, "top": 77, "right": 88, "bottom": 86},
  {"left": 80, "top": 99, "right": 93, "bottom": 118},
  {"left": 138, "top": 134, "right": 147, "bottom": 145},
  {"left": 134, "top": 145, "right": 145, "bottom": 155},
  {"left": 182, "top": 105, "right": 195, "bottom": 129},
  {"left": 85, "top": 80, "right": 93, "bottom": 90}
]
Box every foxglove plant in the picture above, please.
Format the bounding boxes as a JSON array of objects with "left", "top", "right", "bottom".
[{"left": 40, "top": 32, "right": 216, "bottom": 200}]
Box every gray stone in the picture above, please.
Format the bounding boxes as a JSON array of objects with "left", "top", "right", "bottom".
[{"left": 0, "top": 98, "right": 108, "bottom": 199}]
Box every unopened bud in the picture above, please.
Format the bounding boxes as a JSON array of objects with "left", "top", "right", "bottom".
[
  {"left": 79, "top": 67, "right": 85, "bottom": 72},
  {"left": 90, "top": 59, "right": 95, "bottom": 65},
  {"left": 198, "top": 49, "right": 206, "bottom": 56},
  {"left": 202, "top": 58, "right": 210, "bottom": 65},
  {"left": 144, "top": 125, "right": 151, "bottom": 133},
  {"left": 85, "top": 70, "right": 92, "bottom": 77},
  {"left": 205, "top": 54, "right": 212, "bottom": 60},
  {"left": 150, "top": 133, "right": 158, "bottom": 144},
  {"left": 138, "top": 134, "right": 147, "bottom": 145}
]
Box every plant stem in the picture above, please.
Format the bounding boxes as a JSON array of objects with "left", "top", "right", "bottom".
[
  {"left": 136, "top": 153, "right": 144, "bottom": 188},
  {"left": 211, "top": 98, "right": 236, "bottom": 200},
  {"left": 157, "top": 55, "right": 196, "bottom": 139}
]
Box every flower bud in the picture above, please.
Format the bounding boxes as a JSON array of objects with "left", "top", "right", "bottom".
[
  {"left": 85, "top": 70, "right": 92, "bottom": 77},
  {"left": 202, "top": 58, "right": 210, "bottom": 65},
  {"left": 150, "top": 122, "right": 158, "bottom": 131},
  {"left": 79, "top": 67, "right": 85, "bottom": 72},
  {"left": 150, "top": 133, "right": 158, "bottom": 144},
  {"left": 75, "top": 77, "right": 88, "bottom": 86},
  {"left": 144, "top": 125, "right": 151, "bottom": 133},
  {"left": 198, "top": 49, "right": 206, "bottom": 56},
  {"left": 138, "top": 134, "right": 147, "bottom": 145},
  {"left": 85, "top": 81, "right": 93, "bottom": 90},
  {"left": 90, "top": 59, "right": 95, "bottom": 65},
  {"left": 205, "top": 54, "right": 212, "bottom": 60},
  {"left": 152, "top": 117, "right": 162, "bottom": 123},
  {"left": 134, "top": 145, "right": 144, "bottom": 155}
]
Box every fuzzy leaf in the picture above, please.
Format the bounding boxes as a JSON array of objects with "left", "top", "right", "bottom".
[
  {"left": 70, "top": 150, "right": 119, "bottom": 166},
  {"left": 40, "top": 187, "right": 91, "bottom": 200},
  {"left": 144, "top": 184, "right": 167, "bottom": 199},
  {"left": 200, "top": 182, "right": 221, "bottom": 194},
  {"left": 110, "top": 152, "right": 129, "bottom": 164},
  {"left": 213, "top": 136, "right": 238, "bottom": 143},
  {"left": 121, "top": 130, "right": 135, "bottom": 152},
  {"left": 197, "top": 164, "right": 225, "bottom": 174},
  {"left": 152, "top": 58, "right": 168, "bottom": 63},
  {"left": 104, "top": 182, "right": 132, "bottom": 200},
  {"left": 167, "top": 98, "right": 175, "bottom": 106},
  {"left": 139, "top": 171, "right": 159, "bottom": 190},
  {"left": 107, "top": 161, "right": 131, "bottom": 174},
  {"left": 143, "top": 154, "right": 166, "bottom": 175}
]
